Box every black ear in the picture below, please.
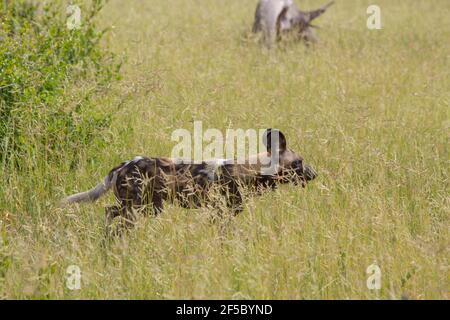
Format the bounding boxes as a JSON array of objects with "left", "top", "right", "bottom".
[{"left": 262, "top": 128, "right": 287, "bottom": 153}]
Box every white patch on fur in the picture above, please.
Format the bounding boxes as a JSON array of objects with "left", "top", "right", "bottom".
[
  {"left": 131, "top": 156, "right": 143, "bottom": 163},
  {"left": 120, "top": 156, "right": 143, "bottom": 168},
  {"left": 172, "top": 158, "right": 193, "bottom": 165},
  {"left": 204, "top": 158, "right": 232, "bottom": 181}
]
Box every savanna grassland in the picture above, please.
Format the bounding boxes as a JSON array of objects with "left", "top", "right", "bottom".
[{"left": 0, "top": 0, "right": 448, "bottom": 299}]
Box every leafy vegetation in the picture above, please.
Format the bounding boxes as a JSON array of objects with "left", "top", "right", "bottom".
[{"left": 0, "top": 0, "right": 120, "bottom": 168}]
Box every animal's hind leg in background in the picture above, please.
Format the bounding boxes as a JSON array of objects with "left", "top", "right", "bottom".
[
  {"left": 253, "top": 0, "right": 292, "bottom": 48},
  {"left": 276, "top": 6, "right": 289, "bottom": 42}
]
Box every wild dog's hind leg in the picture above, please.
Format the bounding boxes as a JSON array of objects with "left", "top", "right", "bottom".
[
  {"left": 109, "top": 175, "right": 143, "bottom": 236},
  {"left": 105, "top": 205, "right": 124, "bottom": 237},
  {"left": 105, "top": 205, "right": 121, "bottom": 225},
  {"left": 106, "top": 201, "right": 140, "bottom": 237}
]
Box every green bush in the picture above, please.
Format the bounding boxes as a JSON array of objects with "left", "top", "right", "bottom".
[{"left": 0, "top": 0, "right": 120, "bottom": 169}]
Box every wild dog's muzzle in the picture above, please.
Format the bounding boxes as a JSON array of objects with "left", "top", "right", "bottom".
[
  {"left": 289, "top": 160, "right": 317, "bottom": 184},
  {"left": 303, "top": 164, "right": 317, "bottom": 181}
]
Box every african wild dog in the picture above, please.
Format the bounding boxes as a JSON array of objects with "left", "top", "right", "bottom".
[
  {"left": 252, "top": 0, "right": 334, "bottom": 47},
  {"left": 62, "top": 129, "right": 317, "bottom": 235}
]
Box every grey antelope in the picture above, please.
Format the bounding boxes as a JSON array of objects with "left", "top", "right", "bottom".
[{"left": 253, "top": 0, "right": 335, "bottom": 47}]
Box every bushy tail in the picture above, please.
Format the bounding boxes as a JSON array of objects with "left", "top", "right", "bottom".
[
  {"left": 60, "top": 175, "right": 112, "bottom": 206},
  {"left": 306, "top": 1, "right": 334, "bottom": 23}
]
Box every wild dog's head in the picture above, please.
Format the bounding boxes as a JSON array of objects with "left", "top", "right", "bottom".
[
  {"left": 262, "top": 128, "right": 317, "bottom": 186},
  {"left": 286, "top": 1, "right": 335, "bottom": 42}
]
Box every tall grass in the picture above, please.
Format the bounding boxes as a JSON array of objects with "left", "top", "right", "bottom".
[{"left": 0, "top": 0, "right": 448, "bottom": 299}]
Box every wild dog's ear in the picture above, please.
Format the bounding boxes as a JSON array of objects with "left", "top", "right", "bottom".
[{"left": 262, "top": 128, "right": 287, "bottom": 153}]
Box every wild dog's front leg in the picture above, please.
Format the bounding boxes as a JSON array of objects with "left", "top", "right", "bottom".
[{"left": 228, "top": 192, "right": 243, "bottom": 216}]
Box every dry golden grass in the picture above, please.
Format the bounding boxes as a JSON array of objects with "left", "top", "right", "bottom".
[{"left": 0, "top": 0, "right": 448, "bottom": 299}]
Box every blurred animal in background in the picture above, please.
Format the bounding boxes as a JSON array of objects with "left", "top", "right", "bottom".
[{"left": 252, "top": 0, "right": 335, "bottom": 47}]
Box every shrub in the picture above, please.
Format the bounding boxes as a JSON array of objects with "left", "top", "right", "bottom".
[{"left": 0, "top": 0, "right": 120, "bottom": 169}]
